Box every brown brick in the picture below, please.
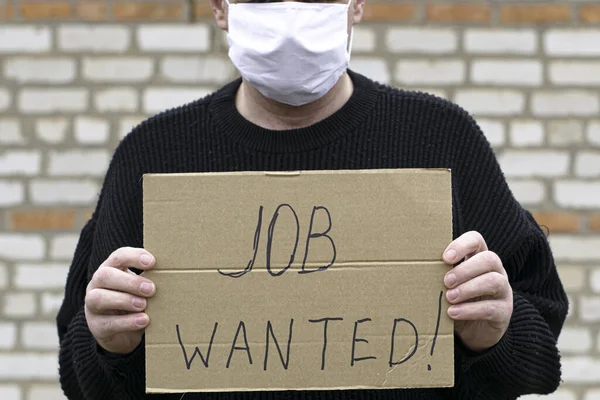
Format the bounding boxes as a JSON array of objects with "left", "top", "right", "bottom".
[
  {"left": 114, "top": 2, "right": 184, "bottom": 21},
  {"left": 20, "top": 1, "right": 72, "bottom": 20},
  {"left": 588, "top": 214, "right": 600, "bottom": 232},
  {"left": 427, "top": 4, "right": 491, "bottom": 24},
  {"left": 363, "top": 3, "right": 416, "bottom": 22},
  {"left": 195, "top": 3, "right": 214, "bottom": 19},
  {"left": 76, "top": 1, "right": 108, "bottom": 21},
  {"left": 10, "top": 210, "right": 77, "bottom": 231},
  {"left": 533, "top": 211, "right": 581, "bottom": 233},
  {"left": 0, "top": 4, "right": 14, "bottom": 20},
  {"left": 580, "top": 5, "right": 600, "bottom": 23},
  {"left": 500, "top": 4, "right": 571, "bottom": 24}
]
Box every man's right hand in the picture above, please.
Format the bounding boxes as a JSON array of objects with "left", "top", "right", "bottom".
[{"left": 85, "top": 247, "right": 157, "bottom": 355}]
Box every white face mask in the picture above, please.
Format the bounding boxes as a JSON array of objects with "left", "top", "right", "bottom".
[{"left": 226, "top": 0, "right": 353, "bottom": 107}]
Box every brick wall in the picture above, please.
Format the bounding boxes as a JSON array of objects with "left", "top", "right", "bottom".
[{"left": 0, "top": 0, "right": 599, "bottom": 399}]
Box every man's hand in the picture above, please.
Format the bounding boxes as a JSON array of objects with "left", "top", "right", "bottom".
[
  {"left": 443, "top": 231, "right": 513, "bottom": 352},
  {"left": 85, "top": 247, "right": 157, "bottom": 355}
]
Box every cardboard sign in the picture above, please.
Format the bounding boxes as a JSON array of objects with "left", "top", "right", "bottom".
[{"left": 143, "top": 169, "right": 454, "bottom": 393}]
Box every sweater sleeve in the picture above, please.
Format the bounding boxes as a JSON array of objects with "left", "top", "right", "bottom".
[
  {"left": 56, "top": 131, "right": 150, "bottom": 400},
  {"left": 447, "top": 113, "right": 569, "bottom": 399}
]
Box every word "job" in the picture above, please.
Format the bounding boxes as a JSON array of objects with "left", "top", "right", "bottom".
[{"left": 218, "top": 204, "right": 337, "bottom": 279}]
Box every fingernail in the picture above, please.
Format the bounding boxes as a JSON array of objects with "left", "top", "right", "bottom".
[
  {"left": 447, "top": 289, "right": 458, "bottom": 301},
  {"left": 445, "top": 273, "right": 457, "bottom": 287},
  {"left": 140, "top": 282, "right": 155, "bottom": 295},
  {"left": 445, "top": 249, "right": 457, "bottom": 263},
  {"left": 132, "top": 297, "right": 145, "bottom": 309},
  {"left": 136, "top": 315, "right": 149, "bottom": 326},
  {"left": 448, "top": 306, "right": 459, "bottom": 318},
  {"left": 140, "top": 254, "right": 153, "bottom": 266}
]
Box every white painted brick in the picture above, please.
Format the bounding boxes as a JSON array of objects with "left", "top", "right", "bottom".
[
  {"left": 0, "top": 322, "right": 17, "bottom": 349},
  {"left": 0, "top": 385, "right": 21, "bottom": 400},
  {"left": 51, "top": 235, "right": 79, "bottom": 261},
  {"left": 138, "top": 25, "right": 210, "bottom": 52},
  {"left": 555, "top": 182, "right": 600, "bottom": 209},
  {"left": 550, "top": 236, "right": 600, "bottom": 261},
  {"left": 3, "top": 293, "right": 36, "bottom": 317},
  {"left": 586, "top": 390, "right": 600, "bottom": 400},
  {"left": 548, "top": 121, "right": 583, "bottom": 147},
  {"left": 591, "top": 269, "right": 600, "bottom": 293},
  {"left": 519, "top": 389, "right": 576, "bottom": 400},
  {"left": 0, "top": 26, "right": 51, "bottom": 53},
  {"left": 0, "top": 180, "right": 25, "bottom": 207},
  {"left": 532, "top": 91, "right": 600, "bottom": 117},
  {"left": 14, "top": 264, "right": 69, "bottom": 290},
  {"left": 562, "top": 357, "right": 600, "bottom": 384},
  {"left": 58, "top": 25, "right": 130, "bottom": 53},
  {"left": 478, "top": 119, "right": 505, "bottom": 147},
  {"left": 471, "top": 60, "right": 542, "bottom": 87},
  {"left": 545, "top": 30, "right": 600, "bottom": 57},
  {"left": 558, "top": 327, "right": 592, "bottom": 353},
  {"left": 550, "top": 62, "right": 600, "bottom": 86},
  {"left": 350, "top": 58, "right": 390, "bottom": 84},
  {"left": 0, "top": 87, "right": 10, "bottom": 110},
  {"left": 4, "top": 58, "right": 76, "bottom": 84},
  {"left": 506, "top": 180, "right": 546, "bottom": 205},
  {"left": 22, "top": 322, "right": 58, "bottom": 350},
  {"left": 566, "top": 294, "right": 574, "bottom": 321},
  {"left": 41, "top": 293, "right": 64, "bottom": 316},
  {"left": 0, "top": 353, "right": 58, "bottom": 380},
  {"left": 161, "top": 56, "right": 234, "bottom": 84},
  {"left": 48, "top": 150, "right": 110, "bottom": 177},
  {"left": 35, "top": 118, "right": 68, "bottom": 144},
  {"left": 464, "top": 29, "right": 537, "bottom": 55},
  {"left": 575, "top": 153, "right": 600, "bottom": 178},
  {"left": 396, "top": 60, "right": 464, "bottom": 85},
  {"left": 454, "top": 90, "right": 525, "bottom": 116},
  {"left": 74, "top": 117, "right": 109, "bottom": 144},
  {"left": 0, "top": 262, "right": 7, "bottom": 289},
  {"left": 510, "top": 121, "right": 544, "bottom": 147},
  {"left": 20, "top": 89, "right": 88, "bottom": 114},
  {"left": 144, "top": 88, "right": 213, "bottom": 113},
  {"left": 0, "top": 234, "right": 44, "bottom": 261},
  {"left": 499, "top": 151, "right": 569, "bottom": 178},
  {"left": 351, "top": 27, "right": 376, "bottom": 53},
  {"left": 28, "top": 384, "right": 66, "bottom": 400},
  {"left": 119, "top": 116, "right": 144, "bottom": 139},
  {"left": 580, "top": 297, "right": 600, "bottom": 322},
  {"left": 0, "top": 119, "right": 25, "bottom": 144},
  {"left": 83, "top": 57, "right": 153, "bottom": 83},
  {"left": 559, "top": 265, "right": 586, "bottom": 291},
  {"left": 95, "top": 88, "right": 138, "bottom": 113},
  {"left": 387, "top": 28, "right": 457, "bottom": 54},
  {"left": 0, "top": 151, "right": 41, "bottom": 176},
  {"left": 587, "top": 122, "right": 600, "bottom": 147},
  {"left": 30, "top": 180, "right": 99, "bottom": 206}
]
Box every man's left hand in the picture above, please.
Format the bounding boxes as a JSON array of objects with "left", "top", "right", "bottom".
[{"left": 443, "top": 231, "right": 513, "bottom": 352}]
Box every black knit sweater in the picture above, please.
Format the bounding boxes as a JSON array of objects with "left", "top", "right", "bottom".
[{"left": 57, "top": 70, "right": 568, "bottom": 400}]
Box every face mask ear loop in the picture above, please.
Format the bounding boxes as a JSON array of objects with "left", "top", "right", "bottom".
[{"left": 347, "top": 0, "right": 354, "bottom": 59}]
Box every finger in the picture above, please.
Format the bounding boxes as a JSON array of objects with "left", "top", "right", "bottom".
[
  {"left": 89, "top": 266, "right": 156, "bottom": 297},
  {"left": 448, "top": 299, "right": 512, "bottom": 323},
  {"left": 443, "top": 231, "right": 488, "bottom": 265},
  {"left": 444, "top": 251, "right": 505, "bottom": 289},
  {"left": 446, "top": 272, "right": 510, "bottom": 304},
  {"left": 86, "top": 288, "right": 147, "bottom": 314},
  {"left": 88, "top": 312, "right": 149, "bottom": 340},
  {"left": 102, "top": 247, "right": 155, "bottom": 272}
]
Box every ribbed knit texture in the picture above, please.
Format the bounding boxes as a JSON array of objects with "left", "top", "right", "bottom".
[{"left": 56, "top": 70, "right": 568, "bottom": 400}]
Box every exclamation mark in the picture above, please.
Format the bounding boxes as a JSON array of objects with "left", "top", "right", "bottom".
[{"left": 427, "top": 290, "right": 443, "bottom": 371}]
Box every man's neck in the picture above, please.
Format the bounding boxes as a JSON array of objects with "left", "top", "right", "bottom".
[{"left": 235, "top": 73, "right": 354, "bottom": 131}]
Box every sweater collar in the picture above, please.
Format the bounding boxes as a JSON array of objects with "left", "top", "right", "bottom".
[{"left": 209, "top": 69, "right": 381, "bottom": 153}]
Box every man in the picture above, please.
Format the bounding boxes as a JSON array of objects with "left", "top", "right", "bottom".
[{"left": 57, "top": 0, "right": 568, "bottom": 399}]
